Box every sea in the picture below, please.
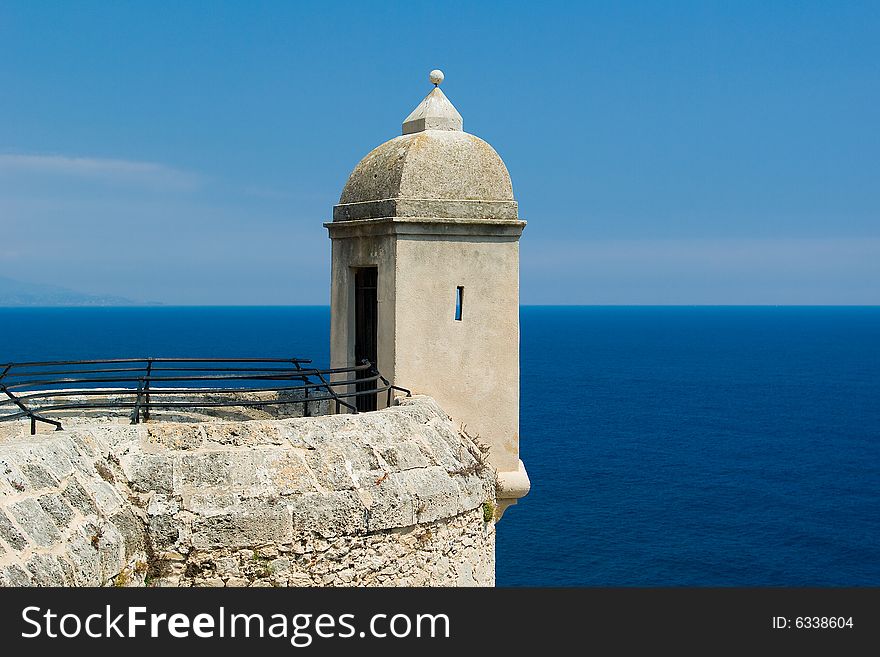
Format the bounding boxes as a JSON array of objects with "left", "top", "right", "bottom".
[{"left": 1, "top": 306, "right": 878, "bottom": 586}]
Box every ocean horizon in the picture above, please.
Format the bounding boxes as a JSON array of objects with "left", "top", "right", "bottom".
[{"left": 1, "top": 305, "right": 878, "bottom": 586}]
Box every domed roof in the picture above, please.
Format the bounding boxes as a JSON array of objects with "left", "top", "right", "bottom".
[
  {"left": 339, "top": 130, "right": 514, "bottom": 205},
  {"left": 333, "top": 72, "right": 518, "bottom": 223}
]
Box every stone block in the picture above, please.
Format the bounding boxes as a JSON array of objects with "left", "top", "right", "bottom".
[
  {"left": 379, "top": 442, "right": 431, "bottom": 470},
  {"left": 290, "top": 490, "right": 367, "bottom": 538},
  {"left": 89, "top": 521, "right": 126, "bottom": 579},
  {"left": 65, "top": 530, "right": 103, "bottom": 586},
  {"left": 211, "top": 449, "right": 316, "bottom": 496},
  {"left": 303, "top": 447, "right": 357, "bottom": 490},
  {"left": 61, "top": 478, "right": 98, "bottom": 516},
  {"left": 287, "top": 573, "right": 313, "bottom": 587},
  {"left": 186, "top": 492, "right": 238, "bottom": 514},
  {"left": 278, "top": 419, "right": 335, "bottom": 450},
  {"left": 148, "top": 514, "right": 180, "bottom": 552},
  {"left": 57, "top": 557, "right": 76, "bottom": 584},
  {"left": 1, "top": 458, "right": 29, "bottom": 494},
  {"left": 120, "top": 453, "right": 173, "bottom": 494},
  {"left": 110, "top": 508, "right": 145, "bottom": 560},
  {"left": 269, "top": 557, "right": 290, "bottom": 576},
  {"left": 454, "top": 472, "right": 490, "bottom": 512},
  {"left": 0, "top": 564, "right": 32, "bottom": 586},
  {"left": 334, "top": 439, "right": 381, "bottom": 478},
  {"left": 426, "top": 416, "right": 466, "bottom": 450},
  {"left": 0, "top": 511, "right": 27, "bottom": 551},
  {"left": 415, "top": 429, "right": 463, "bottom": 471},
  {"left": 214, "top": 556, "right": 239, "bottom": 575},
  {"left": 146, "top": 425, "right": 204, "bottom": 451},
  {"left": 402, "top": 467, "right": 463, "bottom": 524},
  {"left": 362, "top": 473, "right": 416, "bottom": 531},
  {"left": 33, "top": 437, "right": 84, "bottom": 480},
  {"left": 191, "top": 500, "right": 292, "bottom": 549},
  {"left": 26, "top": 553, "right": 68, "bottom": 586},
  {"left": 260, "top": 450, "right": 315, "bottom": 495},
  {"left": 194, "top": 577, "right": 226, "bottom": 587},
  {"left": 83, "top": 478, "right": 123, "bottom": 516},
  {"left": 9, "top": 498, "right": 62, "bottom": 547},
  {"left": 175, "top": 452, "right": 233, "bottom": 489},
  {"left": 37, "top": 494, "right": 76, "bottom": 529},
  {"left": 20, "top": 462, "right": 61, "bottom": 489}
]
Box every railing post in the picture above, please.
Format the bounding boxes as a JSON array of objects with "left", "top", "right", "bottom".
[
  {"left": 143, "top": 358, "right": 153, "bottom": 422},
  {"left": 132, "top": 378, "right": 144, "bottom": 425},
  {"left": 294, "top": 360, "right": 310, "bottom": 417}
]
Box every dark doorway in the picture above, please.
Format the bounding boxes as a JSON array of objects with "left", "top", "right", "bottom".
[{"left": 354, "top": 267, "right": 378, "bottom": 411}]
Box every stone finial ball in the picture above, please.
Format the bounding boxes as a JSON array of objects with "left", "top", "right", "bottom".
[{"left": 429, "top": 69, "right": 445, "bottom": 86}]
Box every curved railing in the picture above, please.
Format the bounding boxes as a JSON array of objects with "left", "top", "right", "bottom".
[{"left": 0, "top": 357, "right": 410, "bottom": 434}]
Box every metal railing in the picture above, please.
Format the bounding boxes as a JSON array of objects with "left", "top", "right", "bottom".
[{"left": 0, "top": 357, "right": 410, "bottom": 434}]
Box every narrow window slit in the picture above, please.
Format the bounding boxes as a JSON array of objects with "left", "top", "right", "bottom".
[{"left": 455, "top": 286, "right": 464, "bottom": 321}]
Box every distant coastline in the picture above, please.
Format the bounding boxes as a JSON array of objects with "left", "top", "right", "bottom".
[{"left": 0, "top": 276, "right": 158, "bottom": 307}]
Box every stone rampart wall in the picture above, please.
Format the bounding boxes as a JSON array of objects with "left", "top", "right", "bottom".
[{"left": 0, "top": 396, "right": 495, "bottom": 586}]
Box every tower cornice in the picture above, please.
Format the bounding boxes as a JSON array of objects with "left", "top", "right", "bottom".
[
  {"left": 333, "top": 197, "right": 518, "bottom": 222},
  {"left": 325, "top": 216, "right": 526, "bottom": 239}
]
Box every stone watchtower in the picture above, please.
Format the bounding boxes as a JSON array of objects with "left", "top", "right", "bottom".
[{"left": 326, "top": 70, "right": 530, "bottom": 514}]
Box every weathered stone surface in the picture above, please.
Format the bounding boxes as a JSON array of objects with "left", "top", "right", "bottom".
[
  {"left": 0, "top": 395, "right": 494, "bottom": 587},
  {"left": 65, "top": 530, "right": 105, "bottom": 586},
  {"left": 147, "top": 424, "right": 203, "bottom": 451},
  {"left": 20, "top": 463, "right": 60, "bottom": 489},
  {"left": 1, "top": 563, "right": 31, "bottom": 586},
  {"left": 168, "top": 506, "right": 493, "bottom": 588},
  {"left": 303, "top": 447, "right": 357, "bottom": 490},
  {"left": 362, "top": 473, "right": 416, "bottom": 530},
  {"left": 121, "top": 454, "right": 173, "bottom": 494},
  {"left": 1, "top": 458, "right": 29, "bottom": 494},
  {"left": 0, "top": 512, "right": 27, "bottom": 551},
  {"left": 175, "top": 451, "right": 234, "bottom": 488},
  {"left": 37, "top": 494, "right": 76, "bottom": 529},
  {"left": 111, "top": 508, "right": 145, "bottom": 560},
  {"left": 289, "top": 491, "right": 366, "bottom": 539},
  {"left": 221, "top": 449, "right": 314, "bottom": 496},
  {"left": 403, "top": 467, "right": 466, "bottom": 525},
  {"left": 9, "top": 498, "right": 62, "bottom": 547},
  {"left": 61, "top": 478, "right": 98, "bottom": 516},
  {"left": 378, "top": 441, "right": 429, "bottom": 471},
  {"left": 26, "top": 553, "right": 67, "bottom": 586},
  {"left": 192, "top": 500, "right": 292, "bottom": 549},
  {"left": 82, "top": 478, "right": 124, "bottom": 516},
  {"left": 147, "top": 513, "right": 180, "bottom": 552}
]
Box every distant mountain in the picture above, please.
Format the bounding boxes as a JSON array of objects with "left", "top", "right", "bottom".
[{"left": 0, "top": 276, "right": 153, "bottom": 307}]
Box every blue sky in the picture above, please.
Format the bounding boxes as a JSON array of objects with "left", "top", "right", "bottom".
[{"left": 1, "top": 1, "right": 877, "bottom": 304}]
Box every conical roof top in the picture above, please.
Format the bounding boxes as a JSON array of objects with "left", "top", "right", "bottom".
[{"left": 402, "top": 73, "right": 463, "bottom": 134}]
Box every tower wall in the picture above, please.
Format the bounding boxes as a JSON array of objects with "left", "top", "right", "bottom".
[
  {"left": 327, "top": 217, "right": 524, "bottom": 475},
  {"left": 392, "top": 233, "right": 521, "bottom": 472}
]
